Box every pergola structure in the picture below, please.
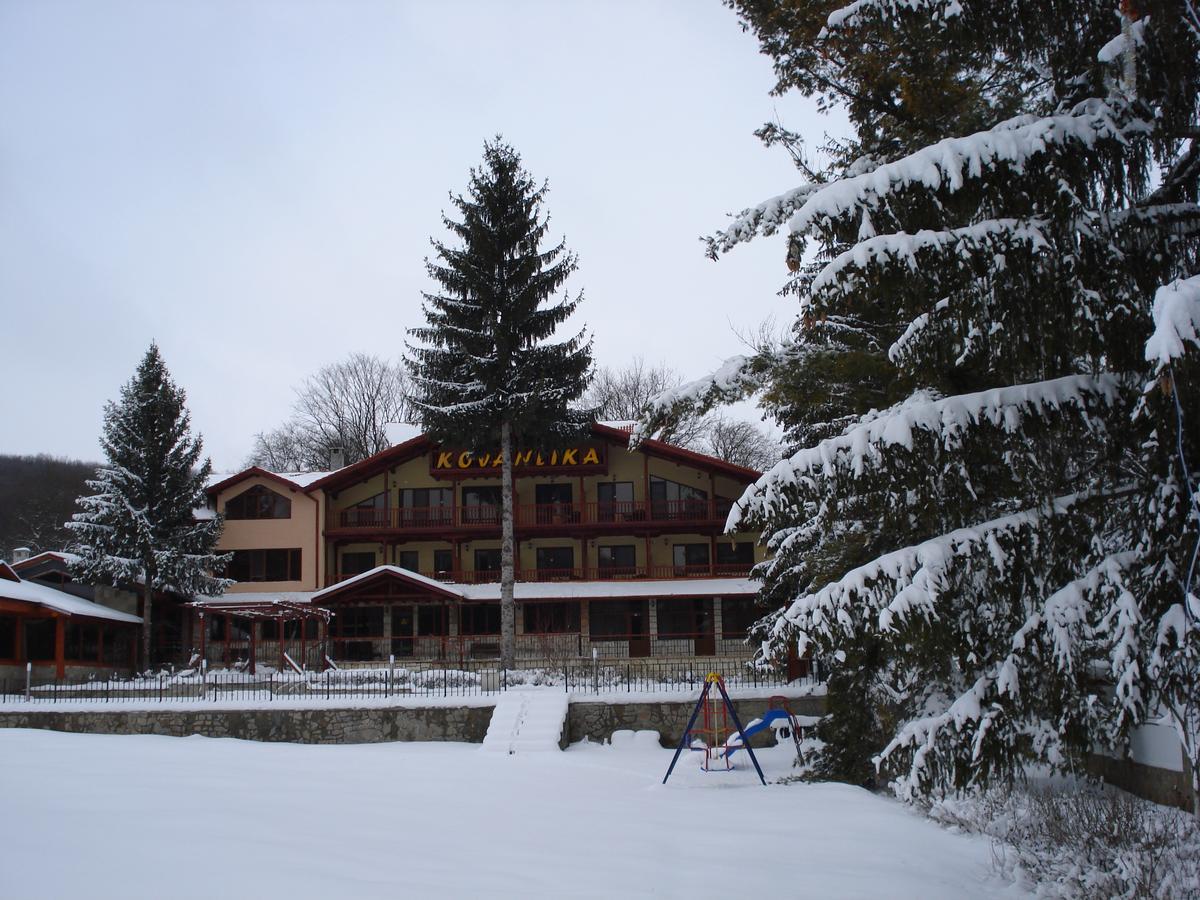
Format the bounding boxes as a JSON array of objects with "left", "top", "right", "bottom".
[{"left": 187, "top": 599, "right": 331, "bottom": 674}]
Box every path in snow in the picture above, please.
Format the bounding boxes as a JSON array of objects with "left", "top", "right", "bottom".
[
  {"left": 481, "top": 689, "right": 569, "bottom": 753},
  {"left": 0, "top": 728, "right": 1025, "bottom": 900}
]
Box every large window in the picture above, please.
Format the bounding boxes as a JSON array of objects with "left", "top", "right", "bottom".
[
  {"left": 523, "top": 601, "right": 580, "bottom": 634},
  {"left": 343, "top": 492, "right": 388, "bottom": 527},
  {"left": 335, "top": 606, "right": 383, "bottom": 638},
  {"left": 418, "top": 605, "right": 448, "bottom": 636},
  {"left": 461, "top": 604, "right": 500, "bottom": 635},
  {"left": 64, "top": 622, "right": 99, "bottom": 662},
  {"left": 649, "top": 476, "right": 708, "bottom": 520},
  {"left": 433, "top": 549, "right": 454, "bottom": 577},
  {"left": 229, "top": 548, "right": 302, "bottom": 582},
  {"left": 534, "top": 483, "right": 575, "bottom": 523},
  {"left": 598, "top": 544, "right": 637, "bottom": 578},
  {"left": 0, "top": 615, "right": 15, "bottom": 659},
  {"left": 672, "top": 543, "right": 710, "bottom": 575},
  {"left": 589, "top": 599, "right": 648, "bottom": 639},
  {"left": 535, "top": 546, "right": 574, "bottom": 578},
  {"left": 225, "top": 484, "right": 291, "bottom": 520},
  {"left": 657, "top": 597, "right": 711, "bottom": 639},
  {"left": 399, "top": 487, "right": 453, "bottom": 526},
  {"left": 461, "top": 486, "right": 501, "bottom": 525},
  {"left": 716, "top": 542, "right": 754, "bottom": 571},
  {"left": 473, "top": 548, "right": 501, "bottom": 580},
  {"left": 397, "top": 550, "right": 420, "bottom": 572},
  {"left": 721, "top": 597, "right": 760, "bottom": 639},
  {"left": 596, "top": 481, "right": 635, "bottom": 521},
  {"left": 23, "top": 619, "right": 55, "bottom": 660},
  {"left": 340, "top": 551, "right": 376, "bottom": 577}
]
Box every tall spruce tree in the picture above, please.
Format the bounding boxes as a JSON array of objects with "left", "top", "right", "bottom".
[
  {"left": 68, "top": 344, "right": 230, "bottom": 669},
  {"left": 638, "top": 0, "right": 1200, "bottom": 800},
  {"left": 406, "top": 139, "right": 592, "bottom": 668}
]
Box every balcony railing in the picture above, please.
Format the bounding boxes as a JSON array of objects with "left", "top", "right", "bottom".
[
  {"left": 326, "top": 563, "right": 753, "bottom": 587},
  {"left": 334, "top": 499, "right": 734, "bottom": 531}
]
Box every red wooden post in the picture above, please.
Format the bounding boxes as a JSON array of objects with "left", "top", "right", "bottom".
[
  {"left": 249, "top": 618, "right": 257, "bottom": 675},
  {"left": 54, "top": 615, "right": 65, "bottom": 679}
]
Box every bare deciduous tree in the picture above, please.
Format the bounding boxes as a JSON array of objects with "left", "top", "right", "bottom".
[
  {"left": 699, "top": 413, "right": 781, "bottom": 471},
  {"left": 587, "top": 357, "right": 780, "bottom": 471},
  {"left": 248, "top": 354, "right": 415, "bottom": 471}
]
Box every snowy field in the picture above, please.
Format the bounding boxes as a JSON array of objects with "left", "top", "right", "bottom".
[{"left": 0, "top": 728, "right": 1023, "bottom": 899}]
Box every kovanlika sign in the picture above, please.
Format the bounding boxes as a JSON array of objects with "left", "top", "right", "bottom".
[{"left": 430, "top": 443, "right": 607, "bottom": 476}]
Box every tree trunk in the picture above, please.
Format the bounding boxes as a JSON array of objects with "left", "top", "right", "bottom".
[
  {"left": 141, "top": 561, "right": 154, "bottom": 675},
  {"left": 500, "top": 419, "right": 516, "bottom": 669}
]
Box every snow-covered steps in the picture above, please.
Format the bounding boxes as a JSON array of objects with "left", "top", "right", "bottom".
[{"left": 481, "top": 690, "right": 569, "bottom": 754}]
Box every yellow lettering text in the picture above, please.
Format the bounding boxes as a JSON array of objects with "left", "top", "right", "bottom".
[
  {"left": 560, "top": 448, "right": 578, "bottom": 465},
  {"left": 582, "top": 447, "right": 600, "bottom": 466},
  {"left": 436, "top": 452, "right": 453, "bottom": 469},
  {"left": 476, "top": 453, "right": 492, "bottom": 468},
  {"left": 457, "top": 451, "right": 473, "bottom": 469}
]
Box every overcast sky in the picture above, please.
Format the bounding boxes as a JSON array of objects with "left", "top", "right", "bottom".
[{"left": 0, "top": 0, "right": 848, "bottom": 471}]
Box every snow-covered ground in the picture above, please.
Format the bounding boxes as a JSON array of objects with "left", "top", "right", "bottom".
[{"left": 0, "top": 728, "right": 1022, "bottom": 899}]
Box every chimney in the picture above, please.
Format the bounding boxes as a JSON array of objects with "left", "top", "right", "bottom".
[
  {"left": 329, "top": 447, "right": 346, "bottom": 470},
  {"left": 11, "top": 547, "right": 31, "bottom": 563}
]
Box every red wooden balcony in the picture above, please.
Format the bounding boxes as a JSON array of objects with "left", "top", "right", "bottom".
[
  {"left": 326, "top": 563, "right": 753, "bottom": 588},
  {"left": 332, "top": 499, "right": 735, "bottom": 532}
]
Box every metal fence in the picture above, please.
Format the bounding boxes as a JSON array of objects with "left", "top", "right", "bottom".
[{"left": 0, "top": 658, "right": 816, "bottom": 705}]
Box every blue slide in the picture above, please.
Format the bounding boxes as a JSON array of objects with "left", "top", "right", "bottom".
[{"left": 724, "top": 709, "right": 792, "bottom": 758}]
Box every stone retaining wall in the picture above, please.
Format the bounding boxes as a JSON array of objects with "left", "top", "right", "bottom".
[
  {"left": 0, "top": 694, "right": 827, "bottom": 748},
  {"left": 0, "top": 705, "right": 496, "bottom": 744}
]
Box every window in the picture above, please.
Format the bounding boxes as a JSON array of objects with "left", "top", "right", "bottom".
[
  {"left": 23, "top": 619, "right": 55, "bottom": 660},
  {"left": 417, "top": 605, "right": 447, "bottom": 636},
  {"left": 535, "top": 546, "right": 574, "bottom": 578},
  {"left": 596, "top": 481, "right": 635, "bottom": 521},
  {"left": 225, "top": 484, "right": 291, "bottom": 520},
  {"left": 657, "top": 597, "right": 710, "bottom": 639},
  {"left": 397, "top": 551, "right": 420, "bottom": 572},
  {"left": 716, "top": 542, "right": 754, "bottom": 571},
  {"left": 462, "top": 486, "right": 501, "bottom": 524},
  {"left": 336, "top": 606, "right": 383, "bottom": 638},
  {"left": 649, "top": 476, "right": 708, "bottom": 520},
  {"left": 283, "top": 619, "right": 319, "bottom": 640},
  {"left": 598, "top": 544, "right": 637, "bottom": 578},
  {"left": 0, "top": 615, "right": 15, "bottom": 659},
  {"left": 229, "top": 549, "right": 302, "bottom": 582},
  {"left": 461, "top": 604, "right": 500, "bottom": 635},
  {"left": 589, "top": 600, "right": 648, "bottom": 639},
  {"left": 64, "top": 622, "right": 99, "bottom": 661},
  {"left": 354, "top": 492, "right": 386, "bottom": 509},
  {"left": 340, "top": 551, "right": 376, "bottom": 577},
  {"left": 523, "top": 601, "right": 580, "bottom": 634},
  {"left": 433, "top": 549, "right": 454, "bottom": 577},
  {"left": 399, "top": 487, "right": 453, "bottom": 526},
  {"left": 473, "top": 548, "right": 501, "bottom": 579},
  {"left": 259, "top": 620, "right": 279, "bottom": 641},
  {"left": 672, "top": 543, "right": 710, "bottom": 575},
  {"left": 721, "top": 597, "right": 760, "bottom": 639},
  {"left": 534, "top": 483, "right": 575, "bottom": 523},
  {"left": 101, "top": 626, "right": 131, "bottom": 666}
]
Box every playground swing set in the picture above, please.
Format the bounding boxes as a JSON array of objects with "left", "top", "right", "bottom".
[{"left": 661, "top": 673, "right": 808, "bottom": 786}]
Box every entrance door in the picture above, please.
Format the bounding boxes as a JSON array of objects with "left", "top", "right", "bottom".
[
  {"left": 694, "top": 599, "right": 715, "bottom": 657},
  {"left": 391, "top": 605, "right": 414, "bottom": 658},
  {"left": 628, "top": 602, "right": 650, "bottom": 658}
]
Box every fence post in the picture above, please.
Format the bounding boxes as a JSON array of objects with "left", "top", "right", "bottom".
[
  {"left": 158, "top": 675, "right": 163, "bottom": 702},
  {"left": 388, "top": 654, "right": 395, "bottom": 699},
  {"left": 25, "top": 662, "right": 31, "bottom": 702},
  {"left": 592, "top": 647, "right": 598, "bottom": 695},
  {"left": 201, "top": 659, "right": 207, "bottom": 700},
  {"left": 325, "top": 670, "right": 330, "bottom": 700}
]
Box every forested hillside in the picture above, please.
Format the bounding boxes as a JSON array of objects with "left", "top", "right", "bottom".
[{"left": 0, "top": 454, "right": 97, "bottom": 558}]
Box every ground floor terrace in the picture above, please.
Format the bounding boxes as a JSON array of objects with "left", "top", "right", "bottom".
[{"left": 194, "top": 567, "right": 768, "bottom": 672}]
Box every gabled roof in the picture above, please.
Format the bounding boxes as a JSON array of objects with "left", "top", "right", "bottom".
[
  {"left": 11, "top": 550, "right": 81, "bottom": 574},
  {"left": 205, "top": 466, "right": 327, "bottom": 498},
  {"left": 312, "top": 565, "right": 465, "bottom": 603},
  {"left": 589, "top": 423, "right": 763, "bottom": 481},
  {"left": 303, "top": 434, "right": 436, "bottom": 493}
]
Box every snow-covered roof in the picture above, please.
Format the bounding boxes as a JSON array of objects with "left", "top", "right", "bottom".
[
  {"left": 11, "top": 550, "right": 82, "bottom": 572},
  {"left": 269, "top": 471, "right": 335, "bottom": 488},
  {"left": 197, "top": 567, "right": 757, "bottom": 608},
  {"left": 0, "top": 567, "right": 142, "bottom": 624}
]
